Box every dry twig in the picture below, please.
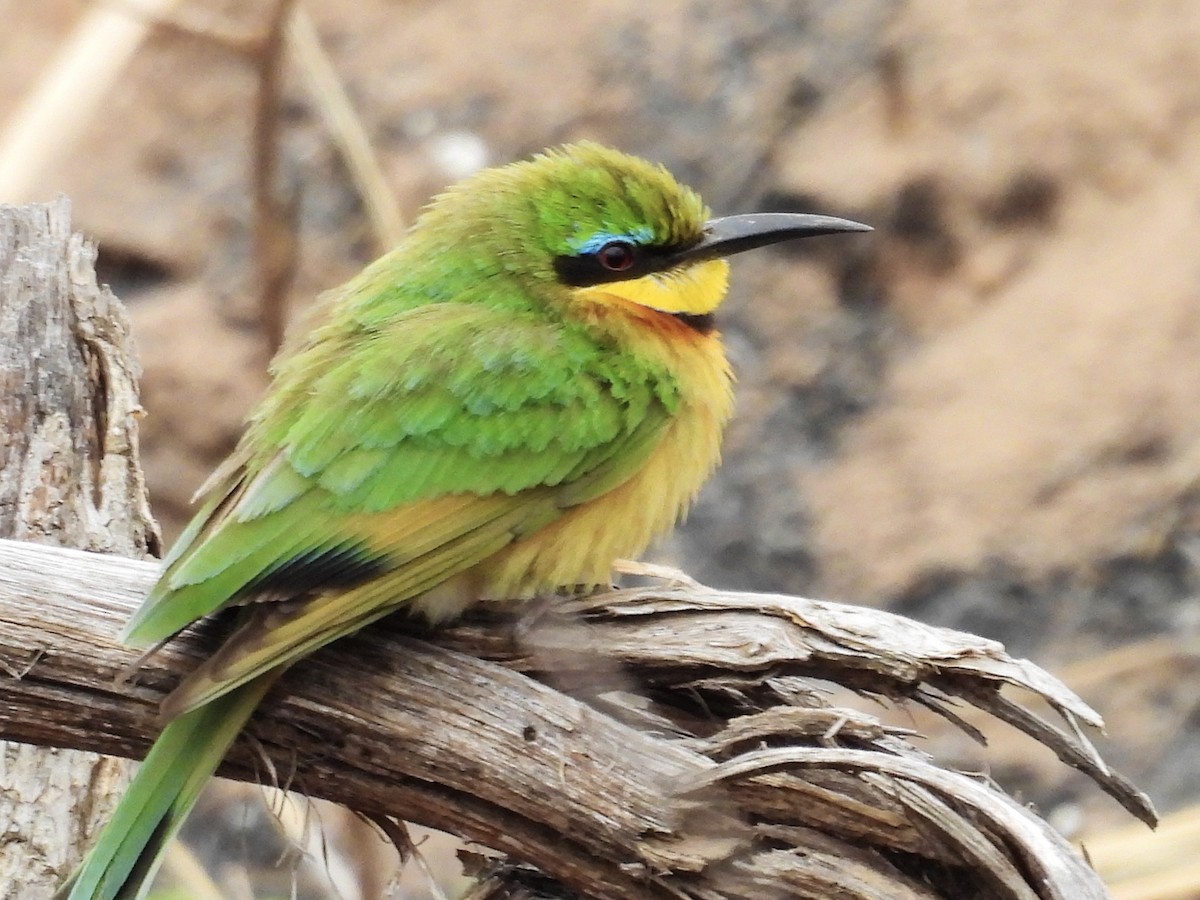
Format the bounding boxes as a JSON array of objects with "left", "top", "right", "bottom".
[{"left": 0, "top": 0, "right": 185, "bottom": 202}]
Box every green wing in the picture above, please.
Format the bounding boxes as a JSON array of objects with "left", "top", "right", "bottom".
[{"left": 124, "top": 302, "right": 675, "bottom": 712}]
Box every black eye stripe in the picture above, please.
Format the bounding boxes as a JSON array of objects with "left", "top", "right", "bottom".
[{"left": 553, "top": 240, "right": 691, "bottom": 287}]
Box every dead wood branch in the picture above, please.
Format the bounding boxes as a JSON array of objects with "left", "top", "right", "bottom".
[
  {"left": 0, "top": 539, "right": 1153, "bottom": 900},
  {"left": 0, "top": 197, "right": 159, "bottom": 897}
]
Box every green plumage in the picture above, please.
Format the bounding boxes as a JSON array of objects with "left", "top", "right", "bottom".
[
  {"left": 122, "top": 301, "right": 676, "bottom": 653},
  {"left": 62, "top": 143, "right": 701, "bottom": 900},
  {"left": 61, "top": 141, "right": 864, "bottom": 899},
  {"left": 59, "top": 679, "right": 275, "bottom": 900}
]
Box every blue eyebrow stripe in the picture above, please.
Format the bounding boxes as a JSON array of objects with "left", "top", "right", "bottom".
[{"left": 568, "top": 226, "right": 655, "bottom": 254}]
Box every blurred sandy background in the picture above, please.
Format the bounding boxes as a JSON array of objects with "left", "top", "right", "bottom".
[{"left": 3, "top": 1, "right": 1199, "bottom": 897}]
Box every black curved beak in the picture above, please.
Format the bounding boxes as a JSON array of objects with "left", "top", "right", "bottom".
[{"left": 672, "top": 212, "right": 872, "bottom": 265}]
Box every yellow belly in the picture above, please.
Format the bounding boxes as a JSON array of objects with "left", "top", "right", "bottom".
[{"left": 475, "top": 313, "right": 733, "bottom": 601}]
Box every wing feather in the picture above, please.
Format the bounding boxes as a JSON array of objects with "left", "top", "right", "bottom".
[
  {"left": 125, "top": 301, "right": 676, "bottom": 712},
  {"left": 161, "top": 492, "right": 560, "bottom": 716}
]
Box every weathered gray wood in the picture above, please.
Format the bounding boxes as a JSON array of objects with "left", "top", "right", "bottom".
[
  {"left": 0, "top": 198, "right": 159, "bottom": 897},
  {"left": 0, "top": 540, "right": 1147, "bottom": 899}
]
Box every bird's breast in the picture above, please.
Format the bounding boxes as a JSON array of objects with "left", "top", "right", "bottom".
[{"left": 467, "top": 305, "right": 735, "bottom": 601}]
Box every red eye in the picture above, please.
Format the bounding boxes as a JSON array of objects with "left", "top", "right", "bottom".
[{"left": 597, "top": 241, "right": 636, "bottom": 272}]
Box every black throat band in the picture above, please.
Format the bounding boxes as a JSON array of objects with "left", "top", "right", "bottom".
[{"left": 670, "top": 311, "right": 716, "bottom": 334}]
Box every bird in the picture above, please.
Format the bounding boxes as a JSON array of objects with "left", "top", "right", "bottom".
[{"left": 59, "top": 141, "right": 869, "bottom": 899}]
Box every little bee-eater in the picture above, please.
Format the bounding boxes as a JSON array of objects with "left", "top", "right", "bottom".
[{"left": 60, "top": 142, "right": 868, "bottom": 898}]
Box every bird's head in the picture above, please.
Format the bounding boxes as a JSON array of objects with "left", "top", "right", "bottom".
[{"left": 411, "top": 142, "right": 869, "bottom": 326}]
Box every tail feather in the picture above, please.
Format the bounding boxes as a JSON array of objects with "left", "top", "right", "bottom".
[{"left": 57, "top": 675, "right": 278, "bottom": 900}]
